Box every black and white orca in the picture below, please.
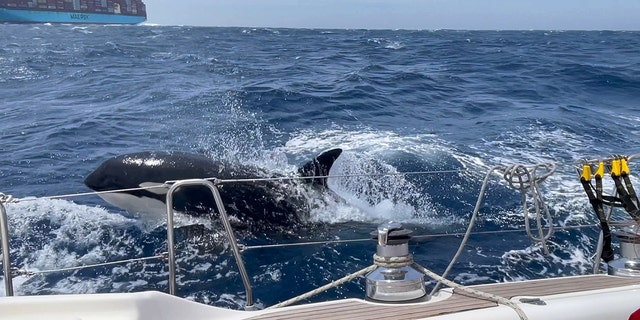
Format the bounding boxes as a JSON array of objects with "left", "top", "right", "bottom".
[{"left": 84, "top": 148, "right": 342, "bottom": 227}]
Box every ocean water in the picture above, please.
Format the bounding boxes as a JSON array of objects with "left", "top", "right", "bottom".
[{"left": 1, "top": 24, "right": 640, "bottom": 309}]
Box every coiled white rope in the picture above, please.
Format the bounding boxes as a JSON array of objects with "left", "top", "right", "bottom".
[
  {"left": 373, "top": 253, "right": 414, "bottom": 268},
  {"left": 503, "top": 163, "right": 556, "bottom": 254},
  {"left": 431, "top": 162, "right": 556, "bottom": 296}
]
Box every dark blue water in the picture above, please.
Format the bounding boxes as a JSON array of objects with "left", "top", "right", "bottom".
[{"left": 1, "top": 25, "right": 640, "bottom": 309}]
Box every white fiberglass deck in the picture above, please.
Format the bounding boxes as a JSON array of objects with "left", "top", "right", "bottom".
[{"left": 2, "top": 274, "right": 639, "bottom": 320}]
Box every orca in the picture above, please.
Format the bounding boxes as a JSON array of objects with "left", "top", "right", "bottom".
[{"left": 84, "top": 148, "right": 342, "bottom": 227}]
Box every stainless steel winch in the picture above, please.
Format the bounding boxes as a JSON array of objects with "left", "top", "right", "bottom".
[
  {"left": 608, "top": 224, "right": 640, "bottom": 277},
  {"left": 365, "top": 222, "right": 427, "bottom": 302}
]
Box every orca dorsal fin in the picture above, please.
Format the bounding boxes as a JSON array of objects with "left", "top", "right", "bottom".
[{"left": 298, "top": 148, "right": 342, "bottom": 186}]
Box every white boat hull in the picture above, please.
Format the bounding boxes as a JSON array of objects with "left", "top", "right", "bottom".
[{"left": 2, "top": 275, "right": 639, "bottom": 320}]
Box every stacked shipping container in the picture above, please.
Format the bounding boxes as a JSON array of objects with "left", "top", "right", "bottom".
[{"left": 0, "top": 0, "right": 146, "bottom": 17}]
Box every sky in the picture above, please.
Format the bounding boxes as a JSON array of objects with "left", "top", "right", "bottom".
[{"left": 143, "top": 0, "right": 640, "bottom": 30}]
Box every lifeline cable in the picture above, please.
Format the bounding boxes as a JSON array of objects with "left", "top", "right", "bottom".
[
  {"left": 10, "top": 253, "right": 168, "bottom": 277},
  {"left": 0, "top": 169, "right": 464, "bottom": 203}
]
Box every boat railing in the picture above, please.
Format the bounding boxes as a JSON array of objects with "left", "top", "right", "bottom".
[
  {"left": 1, "top": 155, "right": 640, "bottom": 309},
  {"left": 0, "top": 178, "right": 255, "bottom": 307},
  {"left": 0, "top": 167, "right": 562, "bottom": 320},
  {"left": 165, "top": 179, "right": 254, "bottom": 309},
  {"left": 0, "top": 194, "right": 13, "bottom": 296}
]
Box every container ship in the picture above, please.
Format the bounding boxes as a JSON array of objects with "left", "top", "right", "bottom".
[{"left": 0, "top": 0, "right": 146, "bottom": 24}]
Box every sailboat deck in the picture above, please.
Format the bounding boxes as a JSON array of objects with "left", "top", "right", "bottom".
[{"left": 248, "top": 275, "right": 640, "bottom": 320}]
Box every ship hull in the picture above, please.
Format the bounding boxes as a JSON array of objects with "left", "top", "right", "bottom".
[{"left": 0, "top": 8, "right": 145, "bottom": 24}]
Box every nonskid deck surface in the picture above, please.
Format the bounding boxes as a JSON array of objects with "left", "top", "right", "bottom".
[{"left": 247, "top": 275, "right": 640, "bottom": 320}]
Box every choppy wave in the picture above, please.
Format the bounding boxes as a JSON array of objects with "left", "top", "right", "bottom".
[{"left": 1, "top": 25, "right": 639, "bottom": 308}]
